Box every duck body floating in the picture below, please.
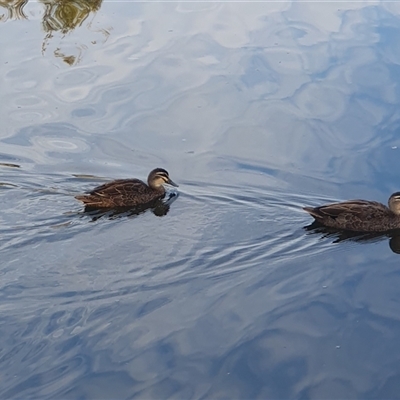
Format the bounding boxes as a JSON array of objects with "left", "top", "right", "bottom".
[
  {"left": 303, "top": 192, "right": 400, "bottom": 232},
  {"left": 75, "top": 168, "right": 178, "bottom": 209}
]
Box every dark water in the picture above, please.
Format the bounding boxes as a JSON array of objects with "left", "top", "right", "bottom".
[{"left": 2, "top": 1, "right": 400, "bottom": 398}]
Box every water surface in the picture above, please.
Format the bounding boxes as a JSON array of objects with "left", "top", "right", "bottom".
[{"left": 1, "top": 1, "right": 400, "bottom": 398}]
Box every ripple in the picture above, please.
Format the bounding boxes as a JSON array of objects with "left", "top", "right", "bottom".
[
  {"left": 1, "top": 2, "right": 400, "bottom": 399},
  {"left": 264, "top": 48, "right": 308, "bottom": 74},
  {"left": 9, "top": 110, "right": 52, "bottom": 123},
  {"left": 57, "top": 87, "right": 92, "bottom": 102},
  {"left": 13, "top": 94, "right": 48, "bottom": 107},
  {"left": 55, "top": 68, "right": 98, "bottom": 87},
  {"left": 70, "top": 107, "right": 96, "bottom": 118},
  {"left": 293, "top": 82, "right": 347, "bottom": 121},
  {"left": 32, "top": 136, "right": 89, "bottom": 153}
]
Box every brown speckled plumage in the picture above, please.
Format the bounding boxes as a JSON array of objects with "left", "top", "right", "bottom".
[
  {"left": 303, "top": 192, "right": 400, "bottom": 232},
  {"left": 75, "top": 168, "right": 178, "bottom": 208}
]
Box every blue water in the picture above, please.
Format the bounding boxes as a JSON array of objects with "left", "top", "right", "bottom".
[{"left": 2, "top": 1, "right": 400, "bottom": 398}]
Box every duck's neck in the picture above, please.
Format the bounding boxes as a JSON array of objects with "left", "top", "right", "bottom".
[{"left": 149, "top": 184, "right": 165, "bottom": 193}]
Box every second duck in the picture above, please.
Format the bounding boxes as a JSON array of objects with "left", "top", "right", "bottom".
[{"left": 303, "top": 192, "right": 400, "bottom": 232}]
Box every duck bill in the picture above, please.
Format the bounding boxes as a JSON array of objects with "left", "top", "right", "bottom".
[{"left": 167, "top": 179, "right": 179, "bottom": 187}]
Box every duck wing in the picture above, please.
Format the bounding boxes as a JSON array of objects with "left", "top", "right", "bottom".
[
  {"left": 304, "top": 200, "right": 388, "bottom": 219},
  {"left": 89, "top": 179, "right": 146, "bottom": 196},
  {"left": 303, "top": 199, "right": 394, "bottom": 231},
  {"left": 304, "top": 200, "right": 389, "bottom": 219},
  {"left": 76, "top": 179, "right": 162, "bottom": 208}
]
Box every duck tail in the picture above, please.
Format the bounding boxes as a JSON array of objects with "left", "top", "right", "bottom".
[
  {"left": 75, "top": 194, "right": 92, "bottom": 204},
  {"left": 303, "top": 206, "right": 324, "bottom": 219}
]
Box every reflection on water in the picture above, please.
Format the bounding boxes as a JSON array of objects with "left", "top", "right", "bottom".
[
  {"left": 0, "top": 0, "right": 27, "bottom": 20},
  {"left": 41, "top": 0, "right": 104, "bottom": 65},
  {"left": 3, "top": 1, "right": 400, "bottom": 399},
  {"left": 305, "top": 221, "right": 400, "bottom": 254},
  {"left": 41, "top": 0, "right": 101, "bottom": 35},
  {"left": 0, "top": 162, "right": 20, "bottom": 168},
  {"left": 0, "top": 0, "right": 105, "bottom": 65}
]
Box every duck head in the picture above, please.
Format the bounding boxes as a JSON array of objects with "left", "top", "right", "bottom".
[
  {"left": 389, "top": 192, "right": 400, "bottom": 215},
  {"left": 148, "top": 168, "right": 179, "bottom": 190}
]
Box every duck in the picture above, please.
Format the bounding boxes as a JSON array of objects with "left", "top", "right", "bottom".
[
  {"left": 75, "top": 168, "right": 178, "bottom": 209},
  {"left": 303, "top": 192, "right": 400, "bottom": 232}
]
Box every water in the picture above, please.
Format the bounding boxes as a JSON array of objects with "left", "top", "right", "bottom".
[{"left": 1, "top": 1, "right": 400, "bottom": 398}]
